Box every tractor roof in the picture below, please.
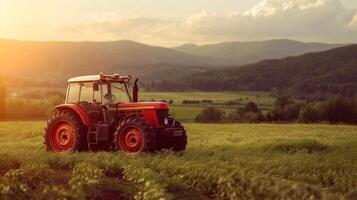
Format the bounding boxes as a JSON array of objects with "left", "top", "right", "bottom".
[{"left": 68, "top": 73, "right": 132, "bottom": 83}]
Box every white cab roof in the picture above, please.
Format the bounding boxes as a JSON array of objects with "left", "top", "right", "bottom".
[
  {"left": 68, "top": 75, "right": 101, "bottom": 83},
  {"left": 68, "top": 74, "right": 132, "bottom": 83}
]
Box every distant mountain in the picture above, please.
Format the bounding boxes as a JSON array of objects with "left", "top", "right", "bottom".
[
  {"left": 156, "top": 44, "right": 357, "bottom": 98},
  {"left": 0, "top": 39, "right": 216, "bottom": 83},
  {"left": 174, "top": 39, "right": 346, "bottom": 66}
]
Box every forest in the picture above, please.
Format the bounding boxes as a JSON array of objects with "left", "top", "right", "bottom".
[{"left": 145, "top": 45, "right": 357, "bottom": 99}]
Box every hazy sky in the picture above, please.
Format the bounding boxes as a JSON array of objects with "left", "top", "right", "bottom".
[{"left": 1, "top": 0, "right": 357, "bottom": 46}]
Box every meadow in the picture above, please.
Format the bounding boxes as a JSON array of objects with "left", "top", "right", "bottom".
[{"left": 0, "top": 121, "right": 356, "bottom": 200}]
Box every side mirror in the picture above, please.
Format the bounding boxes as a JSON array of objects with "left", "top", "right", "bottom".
[
  {"left": 133, "top": 78, "right": 139, "bottom": 102},
  {"left": 93, "top": 82, "right": 99, "bottom": 91}
]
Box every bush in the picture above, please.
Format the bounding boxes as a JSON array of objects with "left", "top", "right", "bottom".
[
  {"left": 274, "top": 96, "right": 294, "bottom": 108},
  {"left": 229, "top": 102, "right": 264, "bottom": 123},
  {"left": 182, "top": 100, "right": 200, "bottom": 104},
  {"left": 298, "top": 102, "right": 322, "bottom": 123},
  {"left": 269, "top": 96, "right": 302, "bottom": 122},
  {"left": 195, "top": 107, "right": 223, "bottom": 123},
  {"left": 298, "top": 96, "right": 357, "bottom": 124},
  {"left": 244, "top": 101, "right": 259, "bottom": 113},
  {"left": 320, "top": 96, "right": 357, "bottom": 124},
  {"left": 201, "top": 99, "right": 213, "bottom": 104},
  {"left": 243, "top": 112, "right": 264, "bottom": 123}
]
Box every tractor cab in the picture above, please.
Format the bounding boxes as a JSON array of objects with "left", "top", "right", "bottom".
[
  {"left": 64, "top": 74, "right": 134, "bottom": 122},
  {"left": 45, "top": 73, "right": 187, "bottom": 154},
  {"left": 66, "top": 74, "right": 133, "bottom": 110}
]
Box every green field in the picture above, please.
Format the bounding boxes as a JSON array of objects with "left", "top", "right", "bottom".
[
  {"left": 0, "top": 122, "right": 356, "bottom": 199},
  {"left": 141, "top": 92, "right": 275, "bottom": 122}
]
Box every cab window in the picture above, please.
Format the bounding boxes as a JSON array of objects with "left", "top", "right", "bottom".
[
  {"left": 79, "top": 82, "right": 93, "bottom": 102},
  {"left": 111, "top": 83, "right": 131, "bottom": 103},
  {"left": 67, "top": 83, "right": 80, "bottom": 103}
]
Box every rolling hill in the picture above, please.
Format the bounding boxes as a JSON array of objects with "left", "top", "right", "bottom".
[
  {"left": 155, "top": 44, "right": 357, "bottom": 98},
  {"left": 0, "top": 39, "right": 217, "bottom": 83},
  {"left": 0, "top": 39, "right": 346, "bottom": 84},
  {"left": 174, "top": 39, "right": 346, "bottom": 66}
]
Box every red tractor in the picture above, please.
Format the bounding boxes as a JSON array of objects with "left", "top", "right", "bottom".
[{"left": 44, "top": 73, "right": 187, "bottom": 154}]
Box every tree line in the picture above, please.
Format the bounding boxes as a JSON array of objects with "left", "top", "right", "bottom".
[{"left": 195, "top": 96, "right": 357, "bottom": 124}]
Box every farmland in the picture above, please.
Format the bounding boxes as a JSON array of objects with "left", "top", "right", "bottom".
[
  {"left": 141, "top": 92, "right": 274, "bottom": 121},
  {"left": 0, "top": 121, "right": 356, "bottom": 199},
  {"left": 5, "top": 91, "right": 275, "bottom": 121}
]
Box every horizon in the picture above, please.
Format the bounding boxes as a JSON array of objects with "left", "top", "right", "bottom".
[
  {"left": 1, "top": 0, "right": 357, "bottom": 46},
  {"left": 0, "top": 38, "right": 353, "bottom": 48}
]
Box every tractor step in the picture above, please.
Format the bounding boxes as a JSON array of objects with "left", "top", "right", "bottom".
[{"left": 87, "top": 124, "right": 99, "bottom": 145}]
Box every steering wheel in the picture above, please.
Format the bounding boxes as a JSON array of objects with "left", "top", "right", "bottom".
[{"left": 104, "top": 93, "right": 116, "bottom": 103}]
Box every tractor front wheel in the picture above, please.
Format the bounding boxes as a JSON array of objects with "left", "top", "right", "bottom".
[
  {"left": 44, "top": 111, "right": 87, "bottom": 152},
  {"left": 115, "top": 117, "right": 156, "bottom": 154}
]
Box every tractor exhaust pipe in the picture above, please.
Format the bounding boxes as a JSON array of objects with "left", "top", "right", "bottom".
[{"left": 133, "top": 78, "right": 139, "bottom": 102}]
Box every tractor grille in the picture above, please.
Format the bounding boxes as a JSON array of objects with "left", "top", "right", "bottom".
[{"left": 156, "top": 109, "right": 169, "bottom": 126}]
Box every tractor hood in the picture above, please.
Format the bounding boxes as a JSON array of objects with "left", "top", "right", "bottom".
[{"left": 118, "top": 102, "right": 169, "bottom": 110}]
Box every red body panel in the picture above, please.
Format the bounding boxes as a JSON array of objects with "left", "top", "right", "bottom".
[
  {"left": 118, "top": 102, "right": 168, "bottom": 109},
  {"left": 118, "top": 102, "right": 169, "bottom": 128},
  {"left": 55, "top": 104, "right": 91, "bottom": 126},
  {"left": 55, "top": 102, "right": 168, "bottom": 128}
]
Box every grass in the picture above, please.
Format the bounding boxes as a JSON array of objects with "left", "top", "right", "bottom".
[{"left": 0, "top": 121, "right": 356, "bottom": 199}]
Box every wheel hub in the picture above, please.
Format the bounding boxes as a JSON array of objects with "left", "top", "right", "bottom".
[
  {"left": 120, "top": 127, "right": 143, "bottom": 153},
  {"left": 50, "top": 122, "right": 75, "bottom": 152},
  {"left": 58, "top": 130, "right": 70, "bottom": 145}
]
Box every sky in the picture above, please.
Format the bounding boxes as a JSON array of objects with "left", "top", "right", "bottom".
[{"left": 0, "top": 0, "right": 357, "bottom": 46}]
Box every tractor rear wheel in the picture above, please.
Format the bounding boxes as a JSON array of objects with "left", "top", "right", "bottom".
[
  {"left": 44, "top": 111, "right": 87, "bottom": 152},
  {"left": 115, "top": 117, "right": 156, "bottom": 154}
]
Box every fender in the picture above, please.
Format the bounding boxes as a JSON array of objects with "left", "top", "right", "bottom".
[{"left": 55, "top": 104, "right": 91, "bottom": 126}]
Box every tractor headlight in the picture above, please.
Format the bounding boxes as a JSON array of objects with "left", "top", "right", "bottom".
[{"left": 163, "top": 117, "right": 169, "bottom": 126}]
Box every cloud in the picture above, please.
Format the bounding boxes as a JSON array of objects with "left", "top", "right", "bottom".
[{"left": 61, "top": 0, "right": 357, "bottom": 45}]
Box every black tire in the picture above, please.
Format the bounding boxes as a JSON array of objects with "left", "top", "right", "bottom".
[
  {"left": 170, "top": 117, "right": 187, "bottom": 151},
  {"left": 114, "top": 117, "right": 156, "bottom": 154},
  {"left": 44, "top": 110, "right": 88, "bottom": 152}
]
